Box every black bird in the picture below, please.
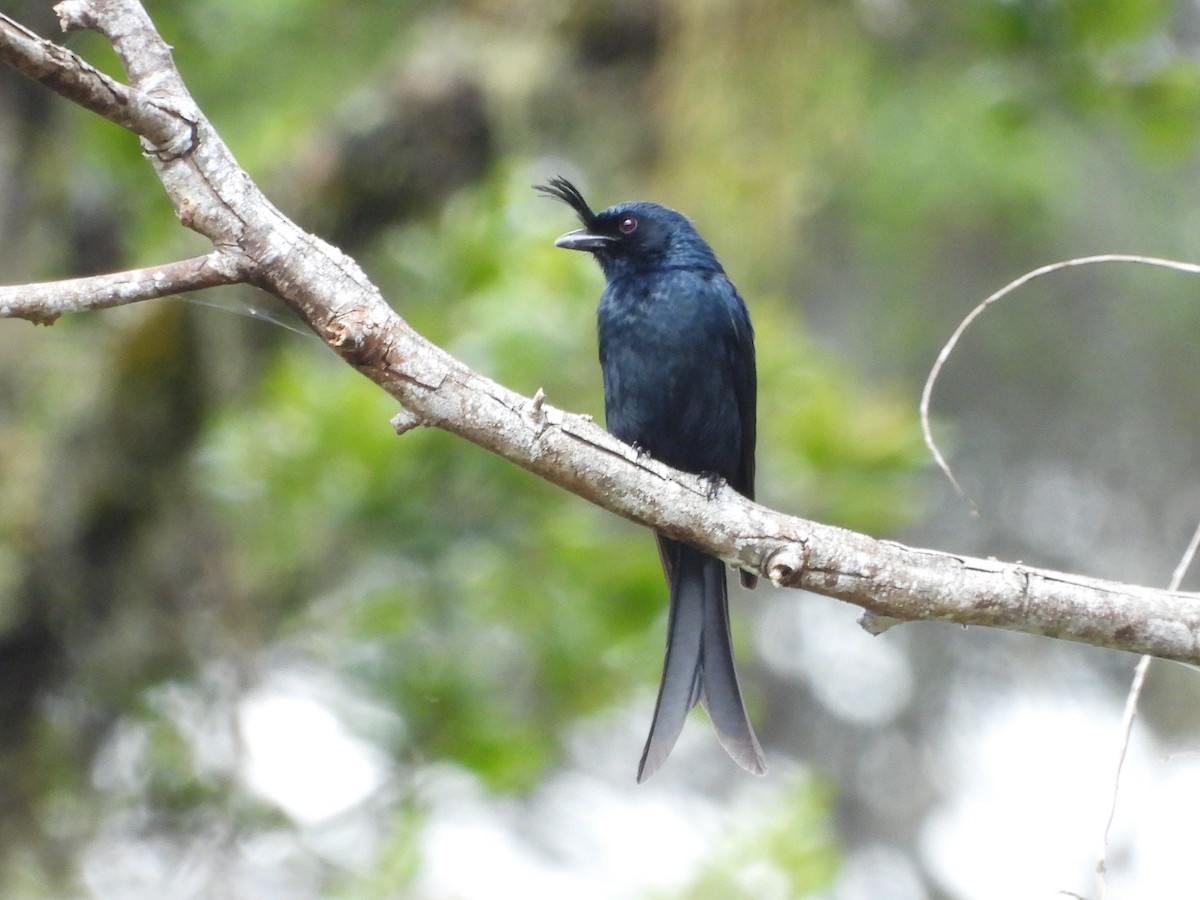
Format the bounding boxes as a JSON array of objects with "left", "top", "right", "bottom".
[{"left": 536, "top": 177, "right": 766, "bottom": 782}]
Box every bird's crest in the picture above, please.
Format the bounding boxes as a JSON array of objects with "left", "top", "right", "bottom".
[{"left": 534, "top": 176, "right": 597, "bottom": 228}]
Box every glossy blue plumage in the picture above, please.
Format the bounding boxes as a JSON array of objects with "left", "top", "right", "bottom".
[
  {"left": 599, "top": 259, "right": 755, "bottom": 497},
  {"left": 538, "top": 178, "right": 765, "bottom": 781}
]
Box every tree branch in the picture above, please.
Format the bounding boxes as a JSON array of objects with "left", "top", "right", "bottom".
[
  {"left": 3, "top": 0, "right": 1200, "bottom": 663},
  {"left": 0, "top": 251, "right": 246, "bottom": 324},
  {"left": 0, "top": 11, "right": 183, "bottom": 147}
]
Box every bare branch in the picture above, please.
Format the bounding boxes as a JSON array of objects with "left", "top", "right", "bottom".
[
  {"left": 0, "top": 251, "right": 246, "bottom": 324},
  {"left": 0, "top": 12, "right": 183, "bottom": 147},
  {"left": 4, "top": 1, "right": 1200, "bottom": 668}
]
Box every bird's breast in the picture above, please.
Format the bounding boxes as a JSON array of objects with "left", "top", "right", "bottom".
[{"left": 597, "top": 272, "right": 746, "bottom": 479}]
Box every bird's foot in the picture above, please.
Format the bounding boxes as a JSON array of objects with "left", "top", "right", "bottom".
[{"left": 699, "top": 471, "right": 725, "bottom": 500}]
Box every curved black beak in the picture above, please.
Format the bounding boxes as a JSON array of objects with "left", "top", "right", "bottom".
[{"left": 553, "top": 228, "right": 615, "bottom": 252}]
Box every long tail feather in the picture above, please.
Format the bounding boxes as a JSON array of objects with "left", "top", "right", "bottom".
[
  {"left": 637, "top": 538, "right": 766, "bottom": 782},
  {"left": 698, "top": 553, "right": 766, "bottom": 775}
]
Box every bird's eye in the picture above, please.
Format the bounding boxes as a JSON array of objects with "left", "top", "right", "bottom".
[{"left": 618, "top": 216, "right": 638, "bottom": 234}]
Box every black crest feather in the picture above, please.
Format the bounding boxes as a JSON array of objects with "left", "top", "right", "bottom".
[{"left": 534, "top": 176, "right": 597, "bottom": 228}]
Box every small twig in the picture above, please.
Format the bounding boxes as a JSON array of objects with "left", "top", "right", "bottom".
[
  {"left": 1094, "top": 654, "right": 1151, "bottom": 900},
  {"left": 523, "top": 387, "right": 548, "bottom": 429},
  {"left": 921, "top": 254, "right": 1200, "bottom": 515},
  {"left": 858, "top": 611, "right": 905, "bottom": 635},
  {"left": 0, "top": 251, "right": 246, "bottom": 324},
  {"left": 390, "top": 408, "right": 424, "bottom": 435}
]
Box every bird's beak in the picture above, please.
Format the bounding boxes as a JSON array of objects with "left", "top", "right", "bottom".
[{"left": 553, "top": 228, "right": 614, "bottom": 252}]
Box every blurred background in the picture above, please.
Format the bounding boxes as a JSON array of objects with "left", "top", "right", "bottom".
[{"left": 3, "top": 0, "right": 1200, "bottom": 897}]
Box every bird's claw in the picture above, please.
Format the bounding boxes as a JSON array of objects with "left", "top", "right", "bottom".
[{"left": 700, "top": 472, "right": 724, "bottom": 500}]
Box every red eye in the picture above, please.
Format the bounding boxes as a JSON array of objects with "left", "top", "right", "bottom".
[{"left": 618, "top": 216, "right": 638, "bottom": 234}]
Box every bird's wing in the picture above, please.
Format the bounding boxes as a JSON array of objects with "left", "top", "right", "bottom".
[{"left": 722, "top": 281, "right": 758, "bottom": 589}]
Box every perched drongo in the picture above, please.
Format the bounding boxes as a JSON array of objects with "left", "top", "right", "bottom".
[{"left": 537, "top": 177, "right": 765, "bottom": 782}]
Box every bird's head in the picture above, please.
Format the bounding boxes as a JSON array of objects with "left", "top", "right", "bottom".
[{"left": 535, "top": 176, "right": 721, "bottom": 279}]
